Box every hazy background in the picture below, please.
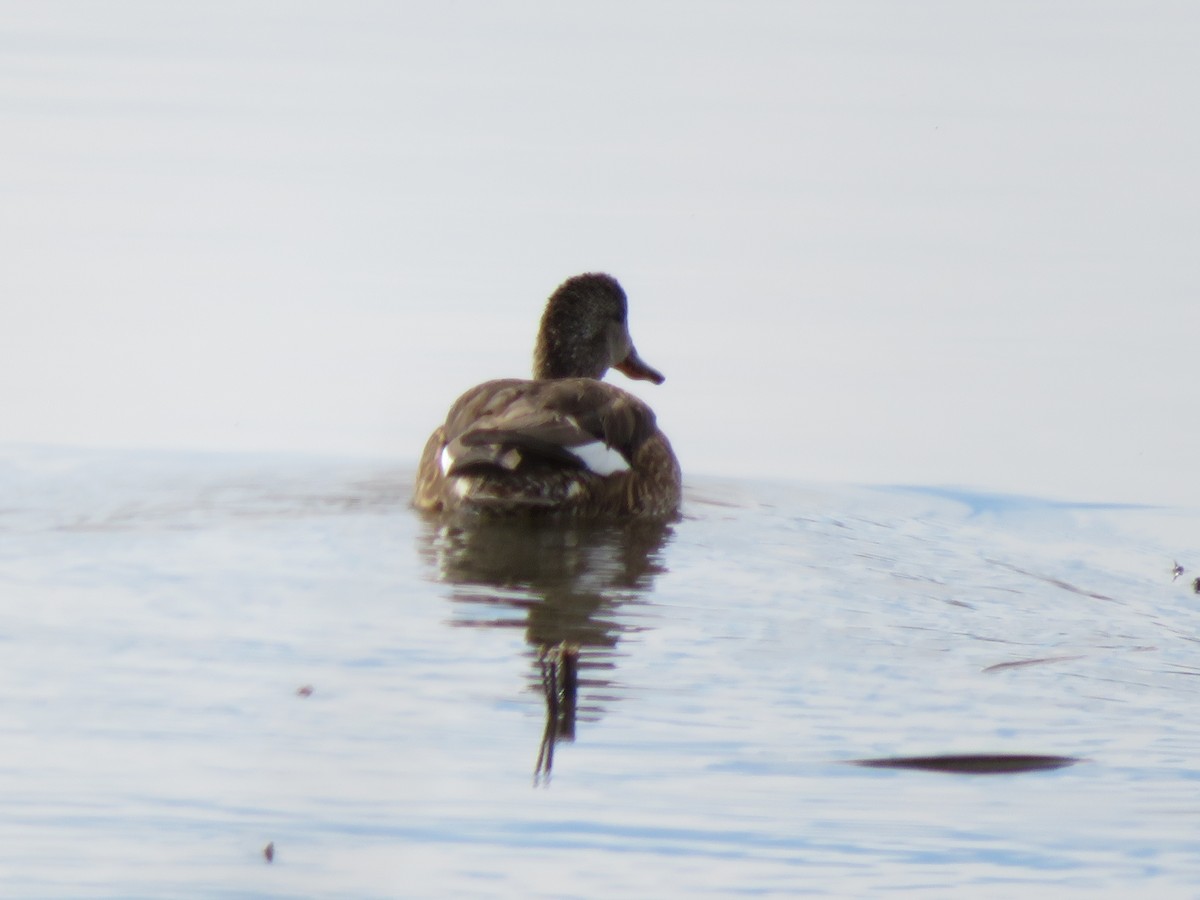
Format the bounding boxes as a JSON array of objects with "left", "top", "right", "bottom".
[{"left": 3, "top": 2, "right": 1197, "bottom": 505}]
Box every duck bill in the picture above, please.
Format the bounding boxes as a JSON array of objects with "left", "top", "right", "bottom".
[{"left": 615, "top": 346, "right": 665, "bottom": 385}]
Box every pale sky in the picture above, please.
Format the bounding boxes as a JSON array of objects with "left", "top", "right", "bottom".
[{"left": 2, "top": 2, "right": 1197, "bottom": 505}]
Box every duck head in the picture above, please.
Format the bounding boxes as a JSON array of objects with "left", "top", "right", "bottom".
[{"left": 533, "top": 273, "right": 665, "bottom": 384}]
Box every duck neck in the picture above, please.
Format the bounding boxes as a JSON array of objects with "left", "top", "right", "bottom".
[{"left": 533, "top": 340, "right": 605, "bottom": 380}]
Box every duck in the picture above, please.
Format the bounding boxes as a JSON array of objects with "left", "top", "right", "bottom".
[{"left": 414, "top": 273, "right": 681, "bottom": 518}]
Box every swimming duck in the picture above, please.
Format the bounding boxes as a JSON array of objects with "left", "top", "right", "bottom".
[{"left": 414, "top": 273, "right": 681, "bottom": 518}]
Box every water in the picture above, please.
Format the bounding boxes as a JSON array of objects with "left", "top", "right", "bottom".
[{"left": 2, "top": 446, "right": 1199, "bottom": 897}]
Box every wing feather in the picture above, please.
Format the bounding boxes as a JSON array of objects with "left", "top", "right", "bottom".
[{"left": 439, "top": 378, "right": 657, "bottom": 476}]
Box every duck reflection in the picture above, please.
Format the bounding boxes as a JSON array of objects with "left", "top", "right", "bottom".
[{"left": 417, "top": 517, "right": 672, "bottom": 783}]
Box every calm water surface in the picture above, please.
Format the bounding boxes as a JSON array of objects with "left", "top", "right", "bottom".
[{"left": 1, "top": 447, "right": 1199, "bottom": 897}]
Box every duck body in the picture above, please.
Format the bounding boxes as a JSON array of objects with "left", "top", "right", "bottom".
[{"left": 414, "top": 274, "right": 681, "bottom": 519}]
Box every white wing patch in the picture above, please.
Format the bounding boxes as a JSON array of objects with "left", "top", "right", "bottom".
[{"left": 570, "top": 441, "right": 630, "bottom": 476}]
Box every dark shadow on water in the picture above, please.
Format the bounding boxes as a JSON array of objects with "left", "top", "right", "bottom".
[
  {"left": 416, "top": 515, "right": 674, "bottom": 784},
  {"left": 848, "top": 754, "right": 1084, "bottom": 775}
]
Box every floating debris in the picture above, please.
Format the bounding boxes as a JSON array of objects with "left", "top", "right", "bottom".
[
  {"left": 1172, "top": 561, "right": 1184, "bottom": 581},
  {"left": 263, "top": 842, "right": 275, "bottom": 863},
  {"left": 296, "top": 685, "right": 314, "bottom": 697},
  {"left": 1194, "top": 577, "right": 1200, "bottom": 595},
  {"left": 848, "top": 753, "right": 1083, "bottom": 775}
]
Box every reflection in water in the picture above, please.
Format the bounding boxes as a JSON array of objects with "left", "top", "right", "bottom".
[
  {"left": 417, "top": 517, "right": 673, "bottom": 782},
  {"left": 533, "top": 642, "right": 579, "bottom": 783}
]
